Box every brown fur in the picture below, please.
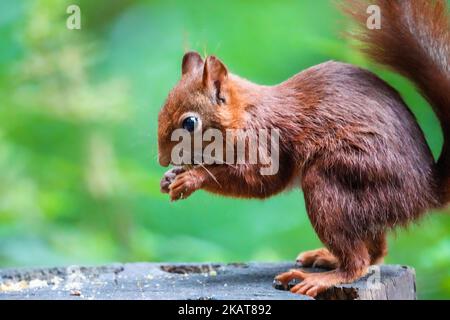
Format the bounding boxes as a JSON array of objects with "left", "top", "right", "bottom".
[{"left": 158, "top": 0, "right": 450, "bottom": 297}]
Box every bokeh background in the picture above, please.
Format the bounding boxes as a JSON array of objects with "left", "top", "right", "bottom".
[{"left": 1, "top": 0, "right": 449, "bottom": 299}]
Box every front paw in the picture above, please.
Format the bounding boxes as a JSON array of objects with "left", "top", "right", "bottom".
[
  {"left": 160, "top": 167, "right": 185, "bottom": 194},
  {"left": 169, "top": 171, "right": 203, "bottom": 201}
]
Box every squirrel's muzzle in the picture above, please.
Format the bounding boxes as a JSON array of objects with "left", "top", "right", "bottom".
[{"left": 158, "top": 152, "right": 171, "bottom": 167}]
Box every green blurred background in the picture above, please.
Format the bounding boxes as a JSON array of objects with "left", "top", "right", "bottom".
[{"left": 0, "top": 0, "right": 449, "bottom": 299}]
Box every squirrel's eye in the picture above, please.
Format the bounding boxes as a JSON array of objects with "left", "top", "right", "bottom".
[{"left": 182, "top": 116, "right": 199, "bottom": 132}]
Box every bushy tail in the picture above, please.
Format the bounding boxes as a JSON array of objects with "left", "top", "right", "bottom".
[{"left": 341, "top": 0, "right": 450, "bottom": 206}]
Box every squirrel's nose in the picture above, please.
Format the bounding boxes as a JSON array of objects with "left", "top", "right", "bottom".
[{"left": 158, "top": 153, "right": 170, "bottom": 167}]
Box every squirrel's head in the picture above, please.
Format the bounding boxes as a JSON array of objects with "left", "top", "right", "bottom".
[{"left": 158, "top": 51, "right": 237, "bottom": 167}]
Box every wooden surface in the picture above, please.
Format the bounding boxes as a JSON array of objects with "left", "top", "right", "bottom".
[{"left": 0, "top": 262, "right": 416, "bottom": 300}]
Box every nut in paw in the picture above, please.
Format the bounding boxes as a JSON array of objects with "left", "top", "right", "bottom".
[
  {"left": 160, "top": 167, "right": 185, "bottom": 194},
  {"left": 169, "top": 170, "right": 204, "bottom": 201}
]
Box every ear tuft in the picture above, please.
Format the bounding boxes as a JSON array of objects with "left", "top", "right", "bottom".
[
  {"left": 182, "top": 51, "right": 204, "bottom": 75},
  {"left": 202, "top": 56, "right": 228, "bottom": 87}
]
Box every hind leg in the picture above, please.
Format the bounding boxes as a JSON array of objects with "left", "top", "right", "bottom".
[
  {"left": 276, "top": 165, "right": 374, "bottom": 297},
  {"left": 277, "top": 208, "right": 372, "bottom": 297}
]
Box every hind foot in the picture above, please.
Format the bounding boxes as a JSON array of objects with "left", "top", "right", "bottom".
[
  {"left": 275, "top": 268, "right": 367, "bottom": 298},
  {"left": 296, "top": 248, "right": 339, "bottom": 269}
]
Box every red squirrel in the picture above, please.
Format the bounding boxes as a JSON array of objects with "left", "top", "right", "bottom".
[{"left": 157, "top": 0, "right": 450, "bottom": 298}]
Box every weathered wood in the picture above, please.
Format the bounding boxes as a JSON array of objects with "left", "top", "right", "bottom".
[{"left": 0, "top": 262, "right": 416, "bottom": 300}]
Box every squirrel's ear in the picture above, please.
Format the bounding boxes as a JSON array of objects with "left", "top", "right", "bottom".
[
  {"left": 203, "top": 56, "right": 228, "bottom": 104},
  {"left": 182, "top": 51, "right": 204, "bottom": 75}
]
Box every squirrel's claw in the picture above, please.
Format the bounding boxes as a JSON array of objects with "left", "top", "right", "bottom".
[{"left": 168, "top": 170, "right": 204, "bottom": 201}]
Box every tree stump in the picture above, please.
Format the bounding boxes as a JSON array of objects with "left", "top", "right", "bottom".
[{"left": 0, "top": 262, "right": 416, "bottom": 300}]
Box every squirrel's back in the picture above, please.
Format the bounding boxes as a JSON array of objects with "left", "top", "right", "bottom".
[
  {"left": 281, "top": 60, "right": 439, "bottom": 228},
  {"left": 342, "top": 0, "right": 450, "bottom": 207}
]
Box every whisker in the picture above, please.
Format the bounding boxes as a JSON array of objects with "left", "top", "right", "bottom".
[
  {"left": 192, "top": 152, "right": 237, "bottom": 169},
  {"left": 198, "top": 163, "right": 222, "bottom": 188}
]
